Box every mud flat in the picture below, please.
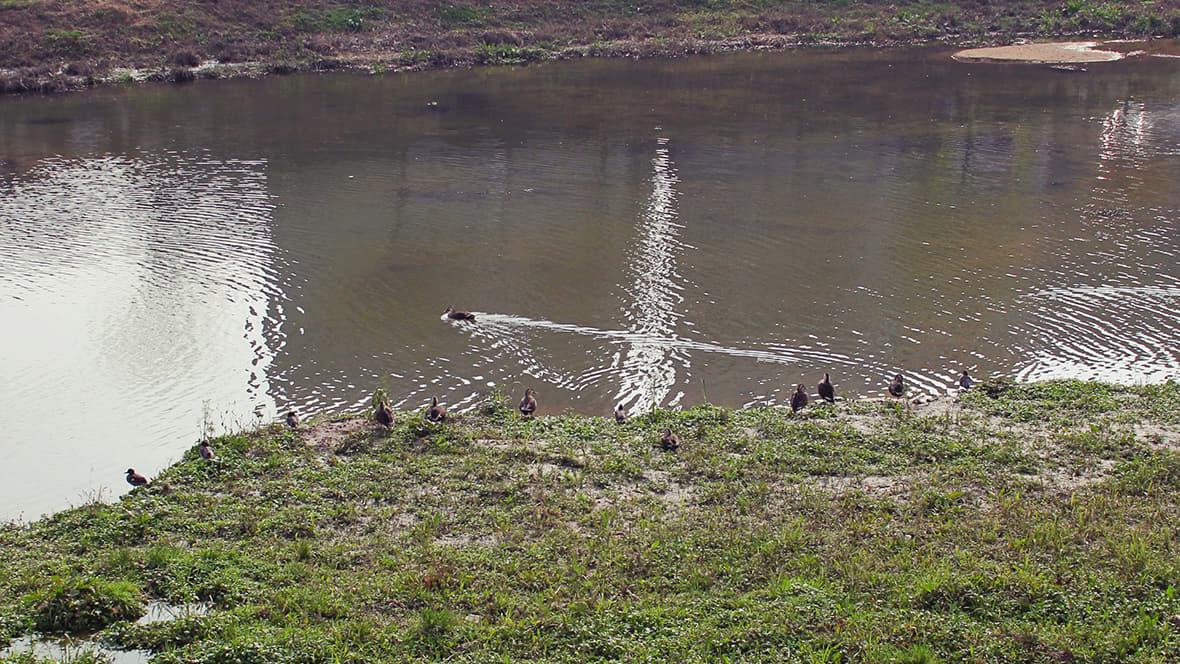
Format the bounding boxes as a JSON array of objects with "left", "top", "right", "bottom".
[{"left": 953, "top": 41, "right": 1128, "bottom": 63}]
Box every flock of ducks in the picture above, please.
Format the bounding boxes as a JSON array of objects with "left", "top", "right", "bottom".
[{"left": 121, "top": 306, "right": 980, "bottom": 488}]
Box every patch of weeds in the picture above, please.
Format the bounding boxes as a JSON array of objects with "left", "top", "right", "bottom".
[
  {"left": 291, "top": 6, "right": 382, "bottom": 33},
  {"left": 24, "top": 576, "right": 144, "bottom": 633},
  {"left": 101, "top": 611, "right": 224, "bottom": 651},
  {"left": 478, "top": 386, "right": 514, "bottom": 424},
  {"left": 1107, "top": 450, "right": 1180, "bottom": 496},
  {"left": 436, "top": 3, "right": 488, "bottom": 28},
  {"left": 41, "top": 29, "right": 89, "bottom": 56},
  {"left": 473, "top": 44, "right": 546, "bottom": 65},
  {"left": 964, "top": 379, "right": 1122, "bottom": 423},
  {"left": 397, "top": 49, "right": 433, "bottom": 66},
  {"left": 406, "top": 606, "right": 457, "bottom": 650}
]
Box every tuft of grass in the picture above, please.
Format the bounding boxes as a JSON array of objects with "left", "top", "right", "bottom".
[{"left": 24, "top": 576, "right": 144, "bottom": 633}]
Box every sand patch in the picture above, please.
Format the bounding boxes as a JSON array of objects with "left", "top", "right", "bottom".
[{"left": 953, "top": 41, "right": 1125, "bottom": 64}]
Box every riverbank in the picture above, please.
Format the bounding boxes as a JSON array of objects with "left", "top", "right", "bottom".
[
  {"left": 3, "top": 0, "right": 1180, "bottom": 94},
  {"left": 2, "top": 380, "right": 1178, "bottom": 662}
]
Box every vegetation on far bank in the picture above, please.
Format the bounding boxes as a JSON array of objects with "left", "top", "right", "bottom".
[
  {"left": 3, "top": 0, "right": 1180, "bottom": 93},
  {"left": 2, "top": 380, "right": 1180, "bottom": 663}
]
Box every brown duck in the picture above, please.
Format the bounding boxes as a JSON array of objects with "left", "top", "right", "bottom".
[
  {"left": 443, "top": 305, "right": 476, "bottom": 321},
  {"left": 958, "top": 370, "right": 974, "bottom": 391},
  {"left": 790, "top": 384, "right": 809, "bottom": 412},
  {"left": 125, "top": 468, "right": 148, "bottom": 487},
  {"left": 198, "top": 441, "right": 216, "bottom": 461},
  {"left": 427, "top": 396, "right": 447, "bottom": 423},
  {"left": 818, "top": 373, "right": 835, "bottom": 403},
  {"left": 888, "top": 374, "right": 906, "bottom": 398},
  {"left": 285, "top": 410, "right": 300, "bottom": 428},
  {"left": 519, "top": 388, "right": 537, "bottom": 417},
  {"left": 614, "top": 403, "right": 627, "bottom": 424},
  {"left": 659, "top": 428, "right": 680, "bottom": 451},
  {"left": 374, "top": 401, "right": 394, "bottom": 428}
]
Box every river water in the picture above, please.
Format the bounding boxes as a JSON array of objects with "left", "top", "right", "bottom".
[{"left": 2, "top": 45, "right": 1179, "bottom": 522}]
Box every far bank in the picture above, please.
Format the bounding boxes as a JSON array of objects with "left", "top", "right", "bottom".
[{"left": 3, "top": 0, "right": 1180, "bottom": 93}]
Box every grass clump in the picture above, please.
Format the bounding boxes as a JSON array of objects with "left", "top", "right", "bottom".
[{"left": 23, "top": 576, "right": 144, "bottom": 633}]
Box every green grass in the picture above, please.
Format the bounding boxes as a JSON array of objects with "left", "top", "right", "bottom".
[{"left": 2, "top": 381, "right": 1179, "bottom": 662}]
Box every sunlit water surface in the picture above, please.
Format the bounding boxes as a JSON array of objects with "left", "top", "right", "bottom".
[{"left": 2, "top": 45, "right": 1179, "bottom": 521}]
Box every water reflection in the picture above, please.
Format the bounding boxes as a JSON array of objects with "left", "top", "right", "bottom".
[
  {"left": 0, "top": 152, "right": 277, "bottom": 522},
  {"left": 613, "top": 136, "right": 688, "bottom": 412}
]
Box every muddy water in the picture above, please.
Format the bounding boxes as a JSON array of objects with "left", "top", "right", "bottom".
[{"left": 2, "top": 46, "right": 1179, "bottom": 521}]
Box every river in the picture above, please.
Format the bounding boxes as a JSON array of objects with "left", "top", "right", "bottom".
[{"left": 2, "top": 45, "right": 1179, "bottom": 522}]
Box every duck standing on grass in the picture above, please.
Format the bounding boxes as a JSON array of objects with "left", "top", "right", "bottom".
[
  {"left": 198, "top": 441, "right": 216, "bottom": 461},
  {"left": 519, "top": 388, "right": 537, "bottom": 417},
  {"left": 958, "top": 370, "right": 974, "bottom": 391},
  {"left": 659, "top": 428, "right": 680, "bottom": 451},
  {"left": 374, "top": 401, "right": 394, "bottom": 428},
  {"left": 818, "top": 373, "right": 835, "bottom": 403},
  {"left": 791, "top": 384, "right": 809, "bottom": 412},
  {"left": 427, "top": 396, "right": 447, "bottom": 423},
  {"left": 286, "top": 410, "right": 301, "bottom": 428},
  {"left": 614, "top": 403, "right": 627, "bottom": 424},
  {"left": 126, "top": 468, "right": 148, "bottom": 487}
]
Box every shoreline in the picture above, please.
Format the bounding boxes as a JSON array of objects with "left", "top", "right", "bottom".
[{"left": 3, "top": 0, "right": 1180, "bottom": 95}]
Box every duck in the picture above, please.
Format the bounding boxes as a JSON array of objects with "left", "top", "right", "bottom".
[
  {"left": 285, "top": 410, "right": 300, "bottom": 428},
  {"left": 791, "top": 384, "right": 809, "bottom": 412},
  {"left": 374, "top": 401, "right": 394, "bottom": 428},
  {"left": 426, "top": 396, "right": 447, "bottom": 423},
  {"left": 818, "top": 373, "right": 835, "bottom": 403},
  {"left": 443, "top": 305, "right": 476, "bottom": 321},
  {"left": 519, "top": 388, "right": 537, "bottom": 417},
  {"left": 126, "top": 468, "right": 148, "bottom": 487},
  {"left": 198, "top": 441, "right": 216, "bottom": 461},
  {"left": 659, "top": 428, "right": 680, "bottom": 451},
  {"left": 958, "top": 370, "right": 974, "bottom": 391},
  {"left": 614, "top": 403, "right": 627, "bottom": 424},
  {"left": 888, "top": 374, "right": 906, "bottom": 398}
]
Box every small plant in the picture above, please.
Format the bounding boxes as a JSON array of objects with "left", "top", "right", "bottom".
[
  {"left": 372, "top": 386, "right": 390, "bottom": 410},
  {"left": 25, "top": 576, "right": 144, "bottom": 633},
  {"left": 294, "top": 539, "right": 312, "bottom": 561},
  {"left": 409, "top": 606, "right": 456, "bottom": 645}
]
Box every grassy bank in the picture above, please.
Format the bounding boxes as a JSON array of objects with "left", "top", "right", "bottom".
[
  {"left": 2, "top": 380, "right": 1179, "bottom": 663},
  {"left": 2, "top": 0, "right": 1180, "bottom": 93}
]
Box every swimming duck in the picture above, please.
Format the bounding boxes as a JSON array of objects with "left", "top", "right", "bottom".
[
  {"left": 126, "top": 468, "right": 148, "bottom": 487},
  {"left": 285, "top": 410, "right": 300, "bottom": 428},
  {"left": 791, "top": 384, "right": 809, "bottom": 412},
  {"left": 519, "top": 388, "right": 537, "bottom": 417},
  {"left": 374, "top": 401, "right": 394, "bottom": 428},
  {"left": 427, "top": 396, "right": 447, "bottom": 423},
  {"left": 614, "top": 403, "right": 627, "bottom": 424},
  {"left": 958, "top": 370, "right": 974, "bottom": 391},
  {"left": 443, "top": 305, "right": 476, "bottom": 321},
  {"left": 818, "top": 373, "right": 835, "bottom": 403},
  {"left": 659, "top": 428, "right": 680, "bottom": 451},
  {"left": 198, "top": 441, "right": 216, "bottom": 461},
  {"left": 888, "top": 374, "right": 906, "bottom": 398}
]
